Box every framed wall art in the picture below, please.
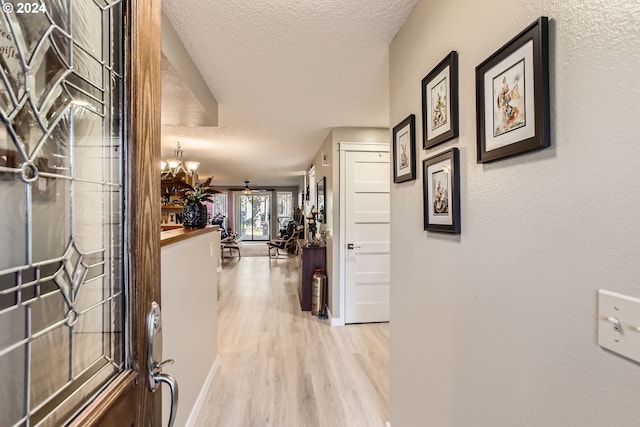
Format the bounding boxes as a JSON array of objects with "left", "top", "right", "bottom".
[
  {"left": 392, "top": 114, "right": 416, "bottom": 183},
  {"left": 422, "top": 51, "right": 459, "bottom": 149},
  {"left": 422, "top": 148, "right": 460, "bottom": 234},
  {"left": 476, "top": 16, "right": 550, "bottom": 163}
]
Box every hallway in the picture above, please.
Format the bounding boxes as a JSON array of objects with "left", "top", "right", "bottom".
[{"left": 194, "top": 255, "right": 389, "bottom": 427}]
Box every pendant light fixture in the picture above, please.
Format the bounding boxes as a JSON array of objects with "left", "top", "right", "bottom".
[{"left": 242, "top": 181, "right": 252, "bottom": 195}]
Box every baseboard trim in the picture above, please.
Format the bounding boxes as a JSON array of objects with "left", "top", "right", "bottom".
[
  {"left": 328, "top": 309, "right": 345, "bottom": 326},
  {"left": 185, "top": 355, "right": 220, "bottom": 427}
]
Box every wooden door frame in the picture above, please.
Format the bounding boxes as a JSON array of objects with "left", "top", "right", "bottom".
[
  {"left": 337, "top": 142, "right": 389, "bottom": 327},
  {"left": 69, "top": 0, "right": 162, "bottom": 425}
]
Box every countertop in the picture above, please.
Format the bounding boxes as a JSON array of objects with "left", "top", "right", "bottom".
[{"left": 160, "top": 225, "right": 220, "bottom": 247}]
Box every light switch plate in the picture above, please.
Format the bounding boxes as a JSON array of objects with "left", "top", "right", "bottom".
[{"left": 598, "top": 289, "right": 640, "bottom": 363}]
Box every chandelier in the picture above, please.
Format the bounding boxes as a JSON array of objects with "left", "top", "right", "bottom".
[{"left": 160, "top": 142, "right": 200, "bottom": 178}]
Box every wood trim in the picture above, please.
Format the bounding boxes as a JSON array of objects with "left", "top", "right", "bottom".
[
  {"left": 161, "top": 225, "right": 219, "bottom": 247},
  {"left": 128, "top": 0, "right": 163, "bottom": 425},
  {"left": 67, "top": 371, "right": 138, "bottom": 427}
]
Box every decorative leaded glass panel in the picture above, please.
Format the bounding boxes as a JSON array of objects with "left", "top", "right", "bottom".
[{"left": 0, "top": 1, "right": 125, "bottom": 426}]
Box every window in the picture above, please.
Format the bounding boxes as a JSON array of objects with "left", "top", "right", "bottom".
[
  {"left": 212, "top": 193, "right": 228, "bottom": 229},
  {"left": 277, "top": 192, "right": 293, "bottom": 229}
]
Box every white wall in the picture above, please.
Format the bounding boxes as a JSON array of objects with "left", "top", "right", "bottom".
[
  {"left": 389, "top": 0, "right": 640, "bottom": 426},
  {"left": 161, "top": 230, "right": 219, "bottom": 426}
]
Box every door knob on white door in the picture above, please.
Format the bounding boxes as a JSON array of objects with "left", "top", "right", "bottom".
[{"left": 347, "top": 243, "right": 361, "bottom": 250}]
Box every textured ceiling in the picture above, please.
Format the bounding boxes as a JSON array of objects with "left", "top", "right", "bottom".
[
  {"left": 161, "top": 53, "right": 211, "bottom": 127},
  {"left": 161, "top": 0, "right": 417, "bottom": 186}
]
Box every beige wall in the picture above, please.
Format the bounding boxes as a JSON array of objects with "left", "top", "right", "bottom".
[
  {"left": 309, "top": 127, "right": 389, "bottom": 319},
  {"left": 389, "top": 0, "right": 640, "bottom": 426},
  {"left": 309, "top": 131, "right": 335, "bottom": 312}
]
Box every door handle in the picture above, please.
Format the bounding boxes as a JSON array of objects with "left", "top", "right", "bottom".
[
  {"left": 154, "top": 372, "right": 178, "bottom": 427},
  {"left": 147, "top": 302, "right": 180, "bottom": 427},
  {"left": 347, "top": 243, "right": 361, "bottom": 250}
]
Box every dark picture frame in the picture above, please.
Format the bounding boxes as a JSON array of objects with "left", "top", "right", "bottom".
[
  {"left": 392, "top": 114, "right": 416, "bottom": 183},
  {"left": 475, "top": 17, "right": 550, "bottom": 163},
  {"left": 422, "top": 51, "right": 459, "bottom": 149},
  {"left": 423, "top": 148, "right": 460, "bottom": 234}
]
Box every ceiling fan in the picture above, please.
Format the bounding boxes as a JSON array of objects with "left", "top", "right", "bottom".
[{"left": 226, "top": 180, "right": 275, "bottom": 193}]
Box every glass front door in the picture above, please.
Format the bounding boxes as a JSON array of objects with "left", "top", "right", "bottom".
[
  {"left": 0, "top": 2, "right": 127, "bottom": 425},
  {"left": 239, "top": 194, "right": 270, "bottom": 241}
]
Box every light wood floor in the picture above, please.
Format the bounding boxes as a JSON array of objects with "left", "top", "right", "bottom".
[{"left": 195, "top": 255, "right": 389, "bottom": 427}]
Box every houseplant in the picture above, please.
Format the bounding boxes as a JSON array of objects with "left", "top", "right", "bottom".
[{"left": 180, "top": 177, "right": 216, "bottom": 229}]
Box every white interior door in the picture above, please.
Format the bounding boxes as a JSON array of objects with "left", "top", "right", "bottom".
[{"left": 345, "top": 150, "right": 391, "bottom": 324}]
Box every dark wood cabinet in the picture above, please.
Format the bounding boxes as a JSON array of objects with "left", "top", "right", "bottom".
[{"left": 299, "top": 245, "right": 326, "bottom": 311}]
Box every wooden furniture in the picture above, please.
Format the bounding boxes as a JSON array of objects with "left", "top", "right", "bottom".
[
  {"left": 299, "top": 245, "right": 326, "bottom": 311},
  {"left": 161, "top": 205, "right": 184, "bottom": 227},
  {"left": 267, "top": 226, "right": 303, "bottom": 258},
  {"left": 221, "top": 235, "right": 242, "bottom": 258},
  {"left": 160, "top": 176, "right": 193, "bottom": 227}
]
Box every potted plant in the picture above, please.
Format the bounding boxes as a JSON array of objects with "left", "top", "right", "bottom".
[{"left": 180, "top": 177, "right": 216, "bottom": 229}]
